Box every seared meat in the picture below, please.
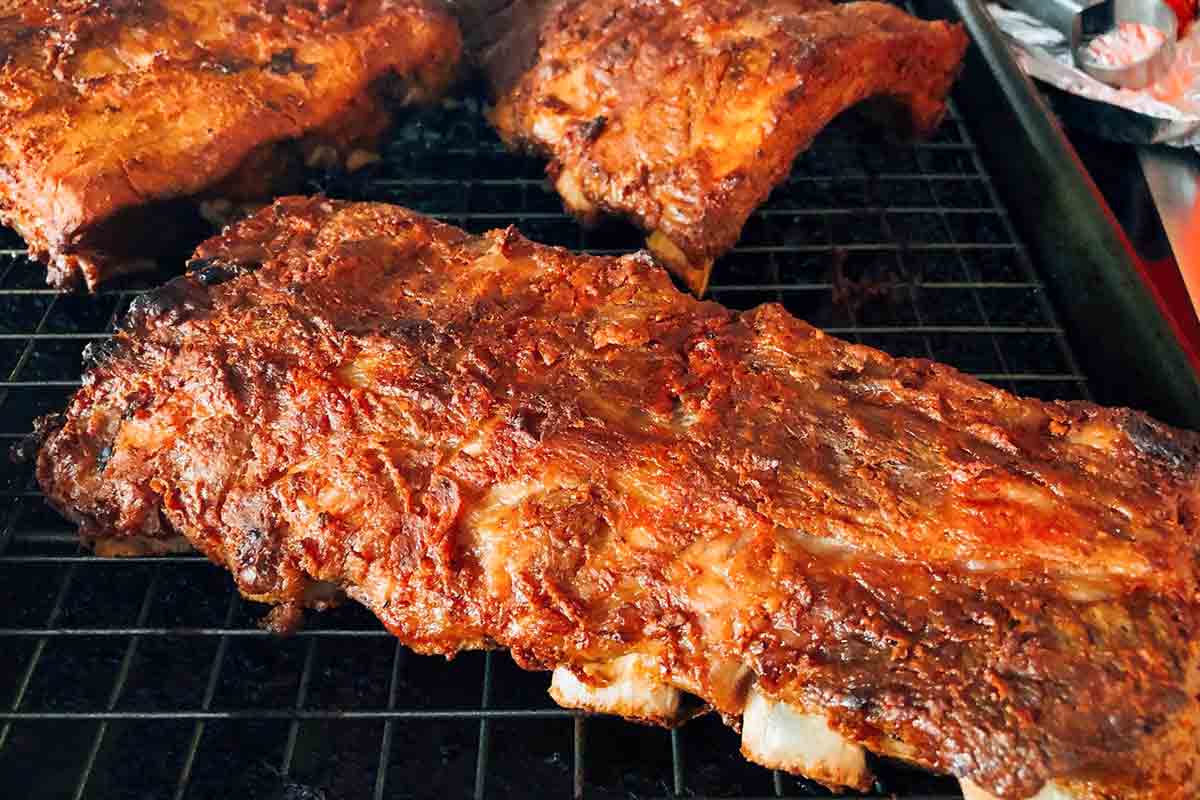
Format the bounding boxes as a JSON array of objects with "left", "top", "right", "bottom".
[
  {"left": 0, "top": 0, "right": 461, "bottom": 289},
  {"left": 37, "top": 198, "right": 1200, "bottom": 799},
  {"left": 474, "top": 0, "right": 969, "bottom": 294}
]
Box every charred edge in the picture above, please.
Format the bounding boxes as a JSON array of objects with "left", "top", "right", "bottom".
[
  {"left": 186, "top": 257, "right": 252, "bottom": 286},
  {"left": 1118, "top": 411, "right": 1200, "bottom": 472},
  {"left": 235, "top": 527, "right": 280, "bottom": 595},
  {"left": 581, "top": 115, "right": 607, "bottom": 142},
  {"left": 120, "top": 275, "right": 213, "bottom": 331},
  {"left": 9, "top": 413, "right": 65, "bottom": 464},
  {"left": 81, "top": 337, "right": 120, "bottom": 371},
  {"left": 268, "top": 48, "right": 316, "bottom": 78}
]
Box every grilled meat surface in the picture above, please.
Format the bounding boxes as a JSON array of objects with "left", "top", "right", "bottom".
[
  {"left": 0, "top": 0, "right": 461, "bottom": 289},
  {"left": 37, "top": 198, "right": 1200, "bottom": 798},
  {"left": 475, "top": 0, "right": 968, "bottom": 294}
]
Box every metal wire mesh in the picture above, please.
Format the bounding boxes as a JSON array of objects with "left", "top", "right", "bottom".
[{"left": 0, "top": 88, "right": 1089, "bottom": 799}]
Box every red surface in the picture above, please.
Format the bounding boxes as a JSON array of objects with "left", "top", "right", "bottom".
[
  {"left": 1155, "top": 8, "right": 1200, "bottom": 370},
  {"left": 1133, "top": 4, "right": 1200, "bottom": 376},
  {"left": 1134, "top": 253, "right": 1200, "bottom": 369},
  {"left": 1168, "top": 0, "right": 1198, "bottom": 31},
  {"left": 1064, "top": 136, "right": 1200, "bottom": 376},
  {"left": 1064, "top": 132, "right": 1200, "bottom": 377}
]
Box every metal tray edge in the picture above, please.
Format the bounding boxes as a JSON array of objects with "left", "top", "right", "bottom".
[{"left": 921, "top": 0, "right": 1200, "bottom": 429}]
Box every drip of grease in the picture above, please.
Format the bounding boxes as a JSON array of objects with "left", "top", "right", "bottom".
[{"left": 1085, "top": 22, "right": 1168, "bottom": 68}]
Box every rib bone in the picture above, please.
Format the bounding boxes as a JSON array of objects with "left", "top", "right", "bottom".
[
  {"left": 549, "top": 654, "right": 684, "bottom": 725},
  {"left": 740, "top": 685, "right": 872, "bottom": 791},
  {"left": 37, "top": 198, "right": 1200, "bottom": 798}
]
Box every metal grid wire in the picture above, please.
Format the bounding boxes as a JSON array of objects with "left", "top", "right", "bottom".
[{"left": 0, "top": 88, "right": 1090, "bottom": 800}]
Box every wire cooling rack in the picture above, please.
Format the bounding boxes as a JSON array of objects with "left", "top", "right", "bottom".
[{"left": 0, "top": 89, "right": 1088, "bottom": 800}]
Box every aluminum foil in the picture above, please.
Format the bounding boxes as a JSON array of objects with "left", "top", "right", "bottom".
[{"left": 987, "top": 3, "right": 1200, "bottom": 146}]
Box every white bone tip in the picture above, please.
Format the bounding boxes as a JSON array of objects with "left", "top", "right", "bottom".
[
  {"left": 739, "top": 685, "right": 871, "bottom": 791},
  {"left": 549, "top": 655, "right": 683, "bottom": 725}
]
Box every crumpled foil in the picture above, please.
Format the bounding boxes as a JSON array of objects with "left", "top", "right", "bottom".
[{"left": 987, "top": 3, "right": 1200, "bottom": 146}]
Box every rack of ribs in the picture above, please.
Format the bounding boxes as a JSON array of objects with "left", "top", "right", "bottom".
[
  {"left": 0, "top": 0, "right": 461, "bottom": 289},
  {"left": 469, "top": 0, "right": 969, "bottom": 294},
  {"left": 36, "top": 198, "right": 1200, "bottom": 799}
]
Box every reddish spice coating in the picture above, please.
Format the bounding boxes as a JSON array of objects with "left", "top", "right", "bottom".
[
  {"left": 475, "top": 0, "right": 968, "bottom": 293},
  {"left": 37, "top": 198, "right": 1200, "bottom": 798},
  {"left": 0, "top": 0, "right": 461, "bottom": 289}
]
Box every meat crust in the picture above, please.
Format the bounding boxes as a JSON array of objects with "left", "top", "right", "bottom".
[
  {"left": 477, "top": 0, "right": 968, "bottom": 293},
  {"left": 37, "top": 198, "right": 1200, "bottom": 798},
  {"left": 0, "top": 0, "right": 461, "bottom": 289}
]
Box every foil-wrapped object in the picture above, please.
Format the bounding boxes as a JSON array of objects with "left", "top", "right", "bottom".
[{"left": 988, "top": 3, "right": 1200, "bottom": 146}]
